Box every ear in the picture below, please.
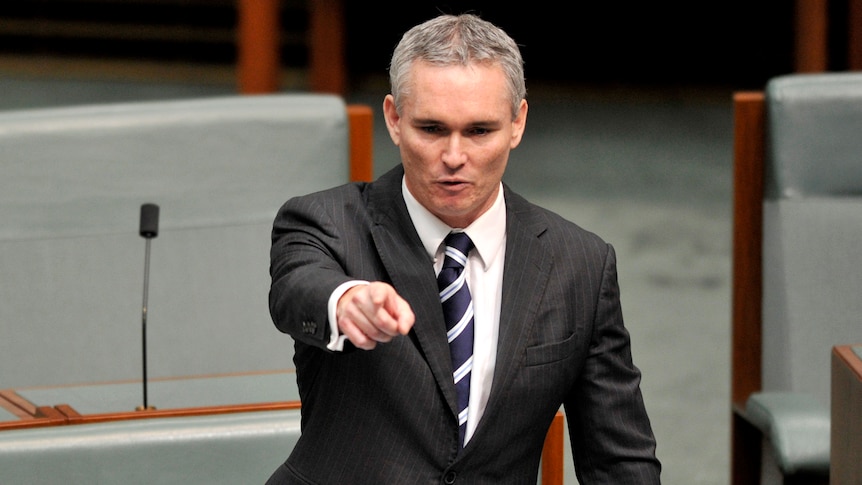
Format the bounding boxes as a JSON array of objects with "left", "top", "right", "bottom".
[
  {"left": 382, "top": 94, "right": 401, "bottom": 146},
  {"left": 509, "top": 99, "right": 528, "bottom": 149}
]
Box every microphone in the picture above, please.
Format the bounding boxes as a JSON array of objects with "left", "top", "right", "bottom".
[
  {"left": 137, "top": 203, "right": 159, "bottom": 411},
  {"left": 140, "top": 203, "right": 159, "bottom": 238}
]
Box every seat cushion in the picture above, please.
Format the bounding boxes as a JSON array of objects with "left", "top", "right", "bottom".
[{"left": 745, "top": 391, "right": 829, "bottom": 475}]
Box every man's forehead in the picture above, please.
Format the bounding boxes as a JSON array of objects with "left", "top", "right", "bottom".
[{"left": 404, "top": 79, "right": 510, "bottom": 120}]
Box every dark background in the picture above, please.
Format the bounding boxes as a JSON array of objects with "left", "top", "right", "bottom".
[
  {"left": 343, "top": 2, "right": 800, "bottom": 90},
  {"left": 0, "top": 1, "right": 855, "bottom": 92}
]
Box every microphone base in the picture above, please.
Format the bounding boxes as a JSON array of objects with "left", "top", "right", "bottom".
[{"left": 135, "top": 405, "right": 157, "bottom": 412}]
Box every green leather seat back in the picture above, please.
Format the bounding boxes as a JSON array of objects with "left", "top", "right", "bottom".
[
  {"left": 761, "top": 73, "right": 862, "bottom": 404},
  {"left": 0, "top": 94, "right": 349, "bottom": 388}
]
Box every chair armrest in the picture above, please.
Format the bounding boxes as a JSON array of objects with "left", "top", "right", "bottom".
[{"left": 743, "top": 391, "right": 830, "bottom": 475}]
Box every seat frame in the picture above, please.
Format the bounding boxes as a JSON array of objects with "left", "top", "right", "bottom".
[
  {"left": 730, "top": 92, "right": 830, "bottom": 485},
  {"left": 730, "top": 90, "right": 766, "bottom": 485}
]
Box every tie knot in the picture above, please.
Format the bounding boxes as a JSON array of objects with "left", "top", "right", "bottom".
[
  {"left": 443, "top": 232, "right": 474, "bottom": 269},
  {"left": 445, "top": 231, "right": 474, "bottom": 255}
]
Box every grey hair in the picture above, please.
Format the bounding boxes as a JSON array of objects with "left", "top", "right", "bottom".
[{"left": 388, "top": 14, "right": 526, "bottom": 119}]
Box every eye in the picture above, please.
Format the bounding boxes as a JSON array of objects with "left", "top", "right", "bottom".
[{"left": 419, "top": 124, "right": 444, "bottom": 134}]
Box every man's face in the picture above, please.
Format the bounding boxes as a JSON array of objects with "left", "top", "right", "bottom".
[{"left": 383, "top": 61, "right": 528, "bottom": 228}]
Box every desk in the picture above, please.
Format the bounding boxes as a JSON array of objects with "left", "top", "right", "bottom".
[
  {"left": 1, "top": 370, "right": 300, "bottom": 428},
  {"left": 831, "top": 344, "right": 862, "bottom": 484},
  {"left": 2, "top": 369, "right": 566, "bottom": 484}
]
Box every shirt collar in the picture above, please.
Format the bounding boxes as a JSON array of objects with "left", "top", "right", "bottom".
[{"left": 402, "top": 176, "right": 506, "bottom": 271}]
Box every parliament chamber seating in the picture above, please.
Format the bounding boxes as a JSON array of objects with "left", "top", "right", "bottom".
[
  {"left": 0, "top": 93, "right": 367, "bottom": 483},
  {"left": 0, "top": 409, "right": 302, "bottom": 484},
  {"left": 0, "top": 93, "right": 369, "bottom": 389},
  {"left": 730, "top": 72, "right": 862, "bottom": 484}
]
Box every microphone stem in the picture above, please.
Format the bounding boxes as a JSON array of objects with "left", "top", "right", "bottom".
[{"left": 142, "top": 238, "right": 152, "bottom": 410}]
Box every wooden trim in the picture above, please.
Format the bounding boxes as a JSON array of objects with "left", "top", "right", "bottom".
[
  {"left": 541, "top": 411, "right": 565, "bottom": 485},
  {"left": 850, "top": 0, "right": 862, "bottom": 70},
  {"left": 0, "top": 392, "right": 66, "bottom": 430},
  {"left": 236, "top": 0, "right": 347, "bottom": 94},
  {"left": 0, "top": 391, "right": 36, "bottom": 422},
  {"left": 730, "top": 91, "right": 766, "bottom": 485},
  {"left": 1, "top": 400, "right": 300, "bottom": 431},
  {"left": 0, "top": 416, "right": 64, "bottom": 431},
  {"left": 347, "top": 104, "right": 374, "bottom": 182},
  {"left": 54, "top": 400, "right": 301, "bottom": 426},
  {"left": 731, "top": 91, "right": 765, "bottom": 407},
  {"left": 831, "top": 344, "right": 862, "bottom": 484},
  {"left": 794, "top": 0, "right": 829, "bottom": 72},
  {"left": 833, "top": 344, "right": 862, "bottom": 380},
  {"left": 0, "top": 389, "right": 39, "bottom": 418},
  {"left": 308, "top": 0, "right": 346, "bottom": 95},
  {"left": 34, "top": 406, "right": 65, "bottom": 420},
  {"left": 54, "top": 404, "right": 81, "bottom": 419},
  {"left": 237, "top": 0, "right": 280, "bottom": 94}
]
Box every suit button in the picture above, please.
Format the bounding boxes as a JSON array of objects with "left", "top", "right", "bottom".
[{"left": 443, "top": 471, "right": 457, "bottom": 484}]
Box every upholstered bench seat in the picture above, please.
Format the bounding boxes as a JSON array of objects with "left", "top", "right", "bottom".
[
  {"left": 0, "top": 94, "right": 354, "bottom": 389},
  {"left": 0, "top": 409, "right": 301, "bottom": 484},
  {"left": 730, "top": 72, "right": 862, "bottom": 484}
]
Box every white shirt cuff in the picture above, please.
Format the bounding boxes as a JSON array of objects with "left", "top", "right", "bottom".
[{"left": 326, "top": 280, "right": 369, "bottom": 351}]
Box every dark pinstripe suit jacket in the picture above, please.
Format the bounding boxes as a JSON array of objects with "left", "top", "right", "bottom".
[{"left": 268, "top": 165, "right": 660, "bottom": 484}]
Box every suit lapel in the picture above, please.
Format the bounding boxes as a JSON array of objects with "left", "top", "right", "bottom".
[
  {"left": 366, "top": 167, "right": 460, "bottom": 416},
  {"left": 481, "top": 187, "right": 553, "bottom": 428},
  {"left": 364, "top": 171, "right": 554, "bottom": 433}
]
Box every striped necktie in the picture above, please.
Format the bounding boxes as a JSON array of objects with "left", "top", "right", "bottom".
[{"left": 437, "top": 231, "right": 475, "bottom": 448}]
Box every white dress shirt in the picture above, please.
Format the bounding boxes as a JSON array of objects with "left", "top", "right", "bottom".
[{"left": 327, "top": 176, "right": 506, "bottom": 445}]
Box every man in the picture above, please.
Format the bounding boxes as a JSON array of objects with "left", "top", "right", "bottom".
[{"left": 267, "top": 13, "right": 660, "bottom": 484}]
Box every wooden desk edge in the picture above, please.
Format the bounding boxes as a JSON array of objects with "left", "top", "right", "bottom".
[
  {"left": 56, "top": 400, "right": 302, "bottom": 426},
  {"left": 0, "top": 389, "right": 39, "bottom": 418},
  {"left": 831, "top": 343, "right": 862, "bottom": 484},
  {"left": 2, "top": 398, "right": 301, "bottom": 431},
  {"left": 833, "top": 344, "right": 862, "bottom": 381},
  {"left": 0, "top": 392, "right": 67, "bottom": 430}
]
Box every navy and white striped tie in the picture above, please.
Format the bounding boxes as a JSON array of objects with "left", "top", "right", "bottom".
[{"left": 437, "top": 231, "right": 475, "bottom": 448}]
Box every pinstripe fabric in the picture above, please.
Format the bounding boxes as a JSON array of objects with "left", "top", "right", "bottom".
[{"left": 268, "top": 165, "right": 661, "bottom": 484}]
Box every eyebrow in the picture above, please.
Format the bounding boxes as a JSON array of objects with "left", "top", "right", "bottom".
[{"left": 412, "top": 117, "right": 502, "bottom": 128}]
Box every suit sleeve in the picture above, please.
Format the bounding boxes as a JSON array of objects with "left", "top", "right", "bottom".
[
  {"left": 269, "top": 193, "right": 355, "bottom": 349},
  {"left": 565, "top": 244, "right": 662, "bottom": 484}
]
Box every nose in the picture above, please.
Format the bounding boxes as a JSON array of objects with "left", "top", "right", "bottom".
[{"left": 441, "top": 134, "right": 467, "bottom": 168}]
